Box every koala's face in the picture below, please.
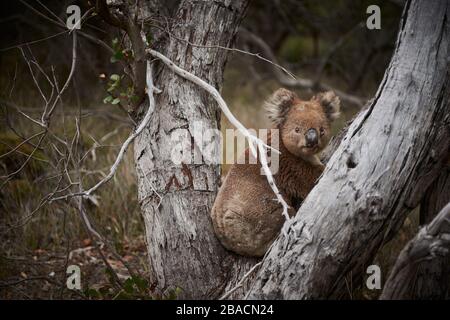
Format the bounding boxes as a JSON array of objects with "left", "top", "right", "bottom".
[
  {"left": 280, "top": 102, "right": 331, "bottom": 157},
  {"left": 265, "top": 88, "right": 340, "bottom": 158}
]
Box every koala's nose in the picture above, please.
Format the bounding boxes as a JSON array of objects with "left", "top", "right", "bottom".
[{"left": 305, "top": 128, "right": 318, "bottom": 147}]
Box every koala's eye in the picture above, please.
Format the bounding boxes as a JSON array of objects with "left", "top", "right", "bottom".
[
  {"left": 319, "top": 127, "right": 325, "bottom": 136},
  {"left": 295, "top": 127, "right": 301, "bottom": 133}
]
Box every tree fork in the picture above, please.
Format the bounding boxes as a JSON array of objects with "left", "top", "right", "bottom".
[{"left": 247, "top": 0, "right": 450, "bottom": 299}]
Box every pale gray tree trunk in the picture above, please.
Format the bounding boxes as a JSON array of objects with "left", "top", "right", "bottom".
[
  {"left": 247, "top": 0, "right": 450, "bottom": 299},
  {"left": 133, "top": 0, "right": 254, "bottom": 299},
  {"left": 416, "top": 167, "right": 450, "bottom": 299},
  {"left": 390, "top": 167, "right": 450, "bottom": 299},
  {"left": 420, "top": 167, "right": 450, "bottom": 226},
  {"left": 380, "top": 202, "right": 450, "bottom": 299}
]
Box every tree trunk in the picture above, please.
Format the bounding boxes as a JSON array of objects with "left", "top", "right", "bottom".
[
  {"left": 247, "top": 0, "right": 450, "bottom": 299},
  {"left": 380, "top": 202, "right": 450, "bottom": 299},
  {"left": 403, "top": 167, "right": 450, "bottom": 299},
  {"left": 420, "top": 167, "right": 450, "bottom": 226},
  {"left": 134, "top": 0, "right": 253, "bottom": 299}
]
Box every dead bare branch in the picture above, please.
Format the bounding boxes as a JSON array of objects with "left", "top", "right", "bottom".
[
  {"left": 239, "top": 27, "right": 366, "bottom": 107},
  {"left": 49, "top": 61, "right": 157, "bottom": 201}
]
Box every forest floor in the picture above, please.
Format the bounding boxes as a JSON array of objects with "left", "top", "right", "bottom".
[
  {"left": 0, "top": 212, "right": 419, "bottom": 300},
  {"left": 0, "top": 236, "right": 151, "bottom": 299}
]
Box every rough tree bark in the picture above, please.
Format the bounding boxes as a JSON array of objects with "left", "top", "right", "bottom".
[
  {"left": 392, "top": 167, "right": 450, "bottom": 299},
  {"left": 247, "top": 0, "right": 450, "bottom": 299},
  {"left": 417, "top": 166, "right": 450, "bottom": 299},
  {"left": 380, "top": 202, "right": 450, "bottom": 299},
  {"left": 421, "top": 168, "right": 450, "bottom": 227},
  {"left": 133, "top": 0, "right": 254, "bottom": 299}
]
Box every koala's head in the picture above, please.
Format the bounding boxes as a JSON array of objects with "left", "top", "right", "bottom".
[{"left": 265, "top": 88, "right": 340, "bottom": 158}]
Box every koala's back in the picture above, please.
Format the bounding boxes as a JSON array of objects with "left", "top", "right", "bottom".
[{"left": 211, "top": 151, "right": 291, "bottom": 257}]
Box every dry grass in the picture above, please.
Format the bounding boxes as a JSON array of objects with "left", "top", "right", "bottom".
[{"left": 0, "top": 100, "right": 148, "bottom": 298}]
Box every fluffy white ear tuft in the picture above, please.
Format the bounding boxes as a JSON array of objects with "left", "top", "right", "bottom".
[
  {"left": 314, "top": 91, "right": 341, "bottom": 121},
  {"left": 264, "top": 88, "right": 297, "bottom": 126}
]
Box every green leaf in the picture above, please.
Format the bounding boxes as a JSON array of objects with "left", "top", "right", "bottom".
[
  {"left": 103, "top": 95, "right": 113, "bottom": 104},
  {"left": 126, "top": 276, "right": 149, "bottom": 292},
  {"left": 110, "top": 51, "right": 124, "bottom": 63},
  {"left": 111, "top": 38, "right": 119, "bottom": 49},
  {"left": 84, "top": 288, "right": 100, "bottom": 299},
  {"left": 134, "top": 277, "right": 148, "bottom": 292},
  {"left": 110, "top": 74, "right": 120, "bottom": 81},
  {"left": 123, "top": 278, "right": 135, "bottom": 294},
  {"left": 111, "top": 98, "right": 121, "bottom": 105}
]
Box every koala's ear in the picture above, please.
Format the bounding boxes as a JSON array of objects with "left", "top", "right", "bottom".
[
  {"left": 314, "top": 91, "right": 341, "bottom": 122},
  {"left": 264, "top": 88, "right": 297, "bottom": 126}
]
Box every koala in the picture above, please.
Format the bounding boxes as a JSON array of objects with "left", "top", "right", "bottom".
[{"left": 211, "top": 88, "right": 341, "bottom": 257}]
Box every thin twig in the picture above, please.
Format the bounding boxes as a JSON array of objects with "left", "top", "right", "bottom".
[
  {"left": 50, "top": 61, "right": 157, "bottom": 201},
  {"left": 239, "top": 27, "right": 365, "bottom": 107},
  {"left": 219, "top": 262, "right": 262, "bottom": 300},
  {"left": 1, "top": 31, "right": 78, "bottom": 186},
  {"left": 146, "top": 20, "right": 296, "bottom": 80}
]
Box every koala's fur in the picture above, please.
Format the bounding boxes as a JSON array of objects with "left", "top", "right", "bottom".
[{"left": 211, "top": 88, "right": 341, "bottom": 257}]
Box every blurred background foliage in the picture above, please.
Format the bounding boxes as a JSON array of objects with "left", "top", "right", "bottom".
[{"left": 0, "top": 0, "right": 417, "bottom": 299}]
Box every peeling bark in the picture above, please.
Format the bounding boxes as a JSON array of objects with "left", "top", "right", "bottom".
[
  {"left": 247, "top": 0, "right": 450, "bottom": 299},
  {"left": 134, "top": 0, "right": 253, "bottom": 299}
]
